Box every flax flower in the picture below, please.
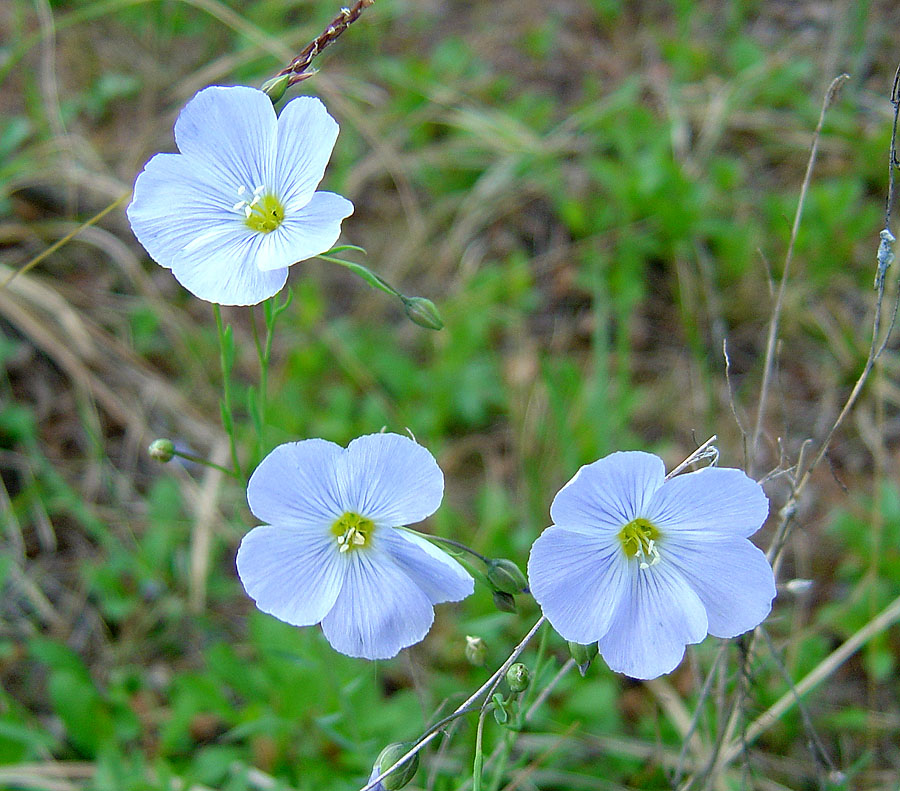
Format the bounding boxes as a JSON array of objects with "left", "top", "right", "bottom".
[
  {"left": 237, "top": 433, "right": 474, "bottom": 659},
  {"left": 127, "top": 85, "right": 353, "bottom": 305},
  {"left": 528, "top": 451, "right": 775, "bottom": 680}
]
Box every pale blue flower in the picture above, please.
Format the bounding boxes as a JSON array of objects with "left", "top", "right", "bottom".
[
  {"left": 127, "top": 85, "right": 353, "bottom": 305},
  {"left": 236, "top": 433, "right": 474, "bottom": 659},
  {"left": 528, "top": 451, "right": 775, "bottom": 680}
]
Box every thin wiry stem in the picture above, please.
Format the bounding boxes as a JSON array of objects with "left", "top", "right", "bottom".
[
  {"left": 359, "top": 617, "right": 546, "bottom": 791},
  {"left": 698, "top": 68, "right": 900, "bottom": 790},
  {"left": 749, "top": 74, "right": 849, "bottom": 474}
]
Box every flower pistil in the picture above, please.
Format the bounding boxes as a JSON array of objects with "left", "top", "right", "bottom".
[
  {"left": 332, "top": 511, "right": 375, "bottom": 553},
  {"left": 618, "top": 517, "right": 661, "bottom": 569}
]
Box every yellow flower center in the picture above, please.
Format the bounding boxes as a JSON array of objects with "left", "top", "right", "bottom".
[
  {"left": 233, "top": 185, "right": 285, "bottom": 234},
  {"left": 331, "top": 512, "right": 375, "bottom": 554},
  {"left": 618, "top": 517, "right": 661, "bottom": 569}
]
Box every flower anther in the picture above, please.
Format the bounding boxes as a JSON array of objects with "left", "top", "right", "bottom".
[
  {"left": 618, "top": 517, "right": 661, "bottom": 569},
  {"left": 332, "top": 511, "right": 375, "bottom": 553},
  {"left": 233, "top": 185, "right": 285, "bottom": 234}
]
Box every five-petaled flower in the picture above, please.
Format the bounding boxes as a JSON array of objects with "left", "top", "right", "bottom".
[
  {"left": 527, "top": 451, "right": 775, "bottom": 680},
  {"left": 236, "top": 433, "right": 474, "bottom": 659},
  {"left": 127, "top": 85, "right": 353, "bottom": 305}
]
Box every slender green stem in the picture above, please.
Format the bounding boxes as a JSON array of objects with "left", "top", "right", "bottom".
[
  {"left": 360, "top": 617, "right": 547, "bottom": 791},
  {"left": 406, "top": 530, "right": 490, "bottom": 564},
  {"left": 316, "top": 253, "right": 403, "bottom": 297},
  {"left": 473, "top": 713, "right": 486, "bottom": 791},
  {"left": 485, "top": 629, "right": 549, "bottom": 791},
  {"left": 250, "top": 304, "right": 267, "bottom": 458},
  {"left": 171, "top": 449, "right": 242, "bottom": 480},
  {"left": 213, "top": 304, "right": 243, "bottom": 480},
  {"left": 487, "top": 723, "right": 516, "bottom": 791},
  {"left": 419, "top": 702, "right": 492, "bottom": 747}
]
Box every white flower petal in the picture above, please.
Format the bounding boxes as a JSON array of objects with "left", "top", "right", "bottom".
[
  {"left": 247, "top": 439, "right": 345, "bottom": 526},
  {"left": 381, "top": 529, "right": 474, "bottom": 604},
  {"left": 174, "top": 85, "right": 276, "bottom": 189},
  {"left": 528, "top": 526, "right": 628, "bottom": 643},
  {"left": 320, "top": 548, "right": 434, "bottom": 659},
  {"left": 236, "top": 525, "right": 344, "bottom": 626},
  {"left": 336, "top": 433, "right": 444, "bottom": 526},
  {"left": 549, "top": 451, "right": 665, "bottom": 537},
  {"left": 127, "top": 152, "right": 237, "bottom": 268},
  {"left": 597, "top": 563, "right": 708, "bottom": 680},
  {"left": 256, "top": 191, "right": 355, "bottom": 271},
  {"left": 665, "top": 537, "right": 775, "bottom": 638},
  {"left": 170, "top": 225, "right": 288, "bottom": 305},
  {"left": 274, "top": 96, "right": 340, "bottom": 208},
  {"left": 647, "top": 467, "right": 769, "bottom": 540}
]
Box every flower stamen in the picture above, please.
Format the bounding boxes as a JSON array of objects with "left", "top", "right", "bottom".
[
  {"left": 331, "top": 511, "right": 375, "bottom": 553},
  {"left": 233, "top": 185, "right": 284, "bottom": 233},
  {"left": 618, "top": 517, "right": 661, "bottom": 570}
]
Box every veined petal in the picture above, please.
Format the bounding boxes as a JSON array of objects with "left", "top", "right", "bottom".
[
  {"left": 597, "top": 563, "right": 707, "bottom": 680},
  {"left": 170, "top": 224, "right": 288, "bottom": 305},
  {"left": 174, "top": 85, "right": 276, "bottom": 190},
  {"left": 236, "top": 525, "right": 344, "bottom": 626},
  {"left": 127, "top": 152, "right": 237, "bottom": 269},
  {"left": 274, "top": 96, "right": 340, "bottom": 208},
  {"left": 256, "top": 191, "right": 355, "bottom": 271},
  {"left": 336, "top": 434, "right": 444, "bottom": 526},
  {"left": 647, "top": 467, "right": 769, "bottom": 540},
  {"left": 321, "top": 548, "right": 434, "bottom": 659},
  {"left": 550, "top": 451, "right": 665, "bottom": 537},
  {"left": 247, "top": 439, "right": 345, "bottom": 526},
  {"left": 382, "top": 529, "right": 474, "bottom": 604},
  {"left": 665, "top": 537, "right": 775, "bottom": 638},
  {"left": 528, "top": 526, "right": 628, "bottom": 643}
]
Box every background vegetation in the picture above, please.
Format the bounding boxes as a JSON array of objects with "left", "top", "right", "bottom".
[{"left": 2, "top": 1, "right": 900, "bottom": 789}]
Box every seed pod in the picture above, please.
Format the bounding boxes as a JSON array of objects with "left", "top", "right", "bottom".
[
  {"left": 371, "top": 742, "right": 418, "bottom": 791},
  {"left": 506, "top": 662, "right": 530, "bottom": 693}
]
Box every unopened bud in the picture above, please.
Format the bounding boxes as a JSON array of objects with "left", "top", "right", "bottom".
[
  {"left": 506, "top": 662, "right": 530, "bottom": 693},
  {"left": 371, "top": 742, "right": 418, "bottom": 791},
  {"left": 148, "top": 438, "right": 175, "bottom": 463},
  {"left": 492, "top": 590, "right": 517, "bottom": 613},
  {"left": 567, "top": 641, "right": 598, "bottom": 677},
  {"left": 261, "top": 74, "right": 290, "bottom": 103},
  {"left": 487, "top": 559, "right": 528, "bottom": 595},
  {"left": 402, "top": 296, "right": 443, "bottom": 330},
  {"left": 465, "top": 635, "right": 487, "bottom": 666}
]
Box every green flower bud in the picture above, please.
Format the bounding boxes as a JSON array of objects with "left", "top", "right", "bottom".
[
  {"left": 148, "top": 438, "right": 175, "bottom": 463},
  {"left": 567, "top": 641, "right": 599, "bottom": 677},
  {"left": 486, "top": 559, "right": 528, "bottom": 595},
  {"left": 372, "top": 742, "right": 418, "bottom": 791},
  {"left": 492, "top": 590, "right": 517, "bottom": 613},
  {"left": 261, "top": 73, "right": 291, "bottom": 103},
  {"left": 506, "top": 662, "right": 530, "bottom": 693},
  {"left": 402, "top": 296, "right": 443, "bottom": 330},
  {"left": 465, "top": 635, "right": 487, "bottom": 666}
]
